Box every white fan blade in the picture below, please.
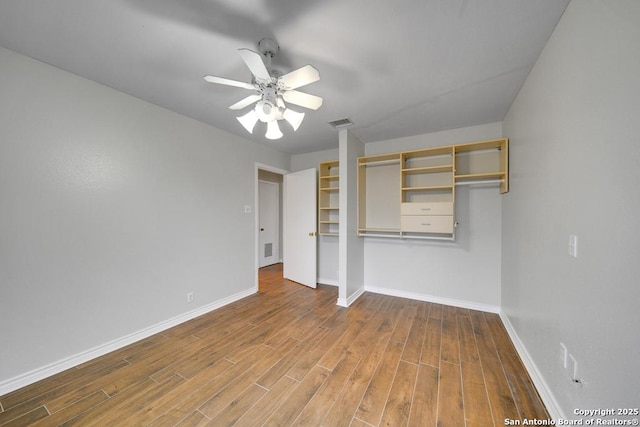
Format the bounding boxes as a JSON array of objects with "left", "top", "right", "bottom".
[
  {"left": 283, "top": 90, "right": 323, "bottom": 110},
  {"left": 238, "top": 49, "right": 271, "bottom": 82},
  {"left": 204, "top": 75, "right": 255, "bottom": 90},
  {"left": 278, "top": 65, "right": 320, "bottom": 90},
  {"left": 265, "top": 120, "right": 283, "bottom": 140},
  {"left": 237, "top": 110, "right": 259, "bottom": 134},
  {"left": 283, "top": 109, "right": 305, "bottom": 131},
  {"left": 229, "top": 94, "right": 262, "bottom": 110}
]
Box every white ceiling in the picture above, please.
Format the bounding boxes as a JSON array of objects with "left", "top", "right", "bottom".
[{"left": 0, "top": 0, "right": 568, "bottom": 154}]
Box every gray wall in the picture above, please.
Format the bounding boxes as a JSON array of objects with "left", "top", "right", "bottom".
[
  {"left": 0, "top": 47, "right": 289, "bottom": 387},
  {"left": 364, "top": 123, "right": 504, "bottom": 310},
  {"left": 339, "top": 130, "right": 365, "bottom": 304},
  {"left": 502, "top": 0, "right": 640, "bottom": 416}
]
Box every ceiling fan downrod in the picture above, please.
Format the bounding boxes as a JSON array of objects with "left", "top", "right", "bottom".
[{"left": 258, "top": 38, "right": 279, "bottom": 75}]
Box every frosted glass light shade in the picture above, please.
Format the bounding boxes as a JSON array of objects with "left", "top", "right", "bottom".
[
  {"left": 237, "top": 110, "right": 259, "bottom": 134},
  {"left": 283, "top": 108, "right": 305, "bottom": 131},
  {"left": 265, "top": 120, "right": 283, "bottom": 140}
]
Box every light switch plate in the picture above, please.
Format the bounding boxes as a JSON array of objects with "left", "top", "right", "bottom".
[{"left": 568, "top": 234, "right": 578, "bottom": 257}]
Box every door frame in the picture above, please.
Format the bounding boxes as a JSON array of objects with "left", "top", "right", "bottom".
[
  {"left": 254, "top": 163, "right": 289, "bottom": 291},
  {"left": 258, "top": 179, "right": 280, "bottom": 268}
]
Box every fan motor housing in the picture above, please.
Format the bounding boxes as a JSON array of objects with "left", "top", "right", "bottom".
[{"left": 258, "top": 38, "right": 279, "bottom": 57}]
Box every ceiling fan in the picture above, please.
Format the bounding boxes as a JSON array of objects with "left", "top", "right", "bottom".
[{"left": 204, "top": 38, "right": 323, "bottom": 140}]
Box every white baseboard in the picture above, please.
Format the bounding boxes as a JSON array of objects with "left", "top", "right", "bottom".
[
  {"left": 317, "top": 277, "right": 338, "bottom": 287},
  {"left": 336, "top": 286, "right": 365, "bottom": 307},
  {"left": 364, "top": 285, "right": 500, "bottom": 313},
  {"left": 0, "top": 287, "right": 256, "bottom": 396},
  {"left": 499, "top": 311, "right": 565, "bottom": 421}
]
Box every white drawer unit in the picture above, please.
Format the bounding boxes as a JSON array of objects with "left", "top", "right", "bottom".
[
  {"left": 401, "top": 202, "right": 453, "bottom": 216},
  {"left": 401, "top": 215, "right": 454, "bottom": 234}
]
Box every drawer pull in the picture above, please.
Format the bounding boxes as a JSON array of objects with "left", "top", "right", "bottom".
[
  {"left": 421, "top": 208, "right": 431, "bottom": 211},
  {"left": 421, "top": 223, "right": 431, "bottom": 226}
]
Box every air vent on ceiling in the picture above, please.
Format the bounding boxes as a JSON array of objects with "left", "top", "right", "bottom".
[{"left": 328, "top": 118, "right": 354, "bottom": 129}]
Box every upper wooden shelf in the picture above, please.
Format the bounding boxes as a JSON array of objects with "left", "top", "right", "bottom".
[
  {"left": 402, "top": 185, "right": 454, "bottom": 192},
  {"left": 402, "top": 146, "right": 454, "bottom": 158},
  {"left": 454, "top": 139, "right": 506, "bottom": 152},
  {"left": 358, "top": 153, "right": 401, "bottom": 166},
  {"left": 455, "top": 172, "right": 506, "bottom": 181}
]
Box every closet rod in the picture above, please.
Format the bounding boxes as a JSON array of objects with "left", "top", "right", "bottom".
[
  {"left": 358, "top": 233, "right": 400, "bottom": 238},
  {"left": 401, "top": 235, "right": 455, "bottom": 241},
  {"left": 359, "top": 159, "right": 401, "bottom": 167},
  {"left": 358, "top": 233, "right": 455, "bottom": 241}
]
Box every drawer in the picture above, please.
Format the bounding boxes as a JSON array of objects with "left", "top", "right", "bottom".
[
  {"left": 401, "top": 202, "right": 453, "bottom": 216},
  {"left": 401, "top": 215, "right": 454, "bottom": 233}
]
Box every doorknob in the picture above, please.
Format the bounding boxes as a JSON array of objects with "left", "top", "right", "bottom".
[
  {"left": 308, "top": 231, "right": 317, "bottom": 237},
  {"left": 260, "top": 228, "right": 265, "bottom": 231}
]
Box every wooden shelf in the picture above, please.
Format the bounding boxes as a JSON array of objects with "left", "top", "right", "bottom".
[
  {"left": 403, "top": 146, "right": 454, "bottom": 157},
  {"left": 357, "top": 138, "right": 509, "bottom": 240},
  {"left": 455, "top": 139, "right": 505, "bottom": 152},
  {"left": 402, "top": 185, "right": 454, "bottom": 192},
  {"left": 319, "top": 160, "right": 340, "bottom": 237},
  {"left": 455, "top": 172, "right": 505, "bottom": 181},
  {"left": 358, "top": 153, "right": 401, "bottom": 166},
  {"left": 454, "top": 138, "right": 508, "bottom": 193}
]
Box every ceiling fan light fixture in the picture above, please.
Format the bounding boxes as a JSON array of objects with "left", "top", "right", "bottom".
[
  {"left": 283, "top": 108, "right": 305, "bottom": 131},
  {"left": 265, "top": 120, "right": 283, "bottom": 140},
  {"left": 255, "top": 100, "right": 279, "bottom": 123},
  {"left": 204, "top": 40, "right": 323, "bottom": 140},
  {"left": 237, "top": 109, "right": 259, "bottom": 134}
]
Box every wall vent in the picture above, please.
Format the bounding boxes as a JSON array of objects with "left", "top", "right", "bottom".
[
  {"left": 264, "top": 243, "right": 273, "bottom": 258},
  {"left": 328, "top": 118, "right": 354, "bottom": 129}
]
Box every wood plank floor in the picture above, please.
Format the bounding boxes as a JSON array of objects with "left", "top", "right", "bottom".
[{"left": 0, "top": 263, "right": 548, "bottom": 426}]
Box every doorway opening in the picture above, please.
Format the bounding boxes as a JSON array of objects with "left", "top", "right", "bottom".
[
  {"left": 254, "top": 163, "right": 318, "bottom": 291},
  {"left": 258, "top": 171, "right": 283, "bottom": 268},
  {"left": 254, "top": 164, "right": 287, "bottom": 291}
]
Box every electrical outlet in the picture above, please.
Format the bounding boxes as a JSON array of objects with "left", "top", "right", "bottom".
[
  {"left": 187, "top": 292, "right": 194, "bottom": 303},
  {"left": 569, "top": 353, "right": 582, "bottom": 385}
]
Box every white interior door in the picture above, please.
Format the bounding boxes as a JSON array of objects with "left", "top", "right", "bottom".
[
  {"left": 283, "top": 168, "right": 317, "bottom": 288},
  {"left": 259, "top": 180, "right": 279, "bottom": 268}
]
